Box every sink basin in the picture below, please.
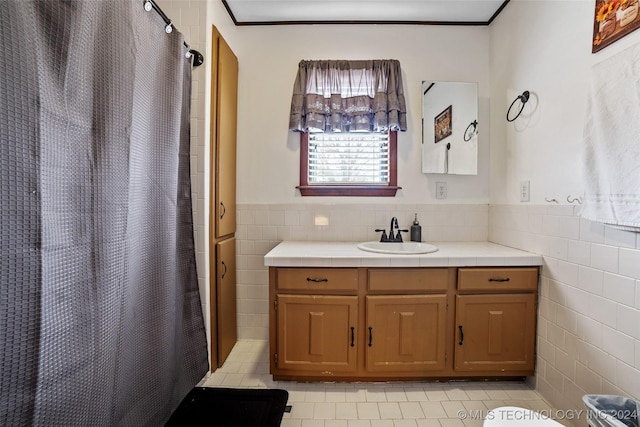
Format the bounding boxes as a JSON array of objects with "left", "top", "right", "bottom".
[{"left": 357, "top": 241, "right": 438, "bottom": 255}]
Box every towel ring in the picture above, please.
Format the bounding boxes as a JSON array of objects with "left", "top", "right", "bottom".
[
  {"left": 464, "top": 120, "right": 478, "bottom": 142},
  {"left": 506, "top": 91, "right": 530, "bottom": 122}
]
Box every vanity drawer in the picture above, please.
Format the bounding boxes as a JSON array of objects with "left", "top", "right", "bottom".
[
  {"left": 368, "top": 268, "right": 449, "bottom": 292},
  {"left": 457, "top": 267, "right": 538, "bottom": 292},
  {"left": 276, "top": 268, "right": 359, "bottom": 291}
]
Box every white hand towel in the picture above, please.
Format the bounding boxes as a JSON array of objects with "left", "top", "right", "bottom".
[
  {"left": 581, "top": 42, "right": 640, "bottom": 231},
  {"left": 423, "top": 144, "right": 448, "bottom": 174}
]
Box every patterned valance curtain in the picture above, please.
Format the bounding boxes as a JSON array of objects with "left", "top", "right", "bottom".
[{"left": 289, "top": 60, "right": 407, "bottom": 133}]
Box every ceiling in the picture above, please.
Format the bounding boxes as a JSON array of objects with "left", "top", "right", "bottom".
[{"left": 221, "top": 0, "right": 510, "bottom": 26}]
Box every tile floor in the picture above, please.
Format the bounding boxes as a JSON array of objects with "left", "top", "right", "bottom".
[{"left": 201, "top": 340, "right": 572, "bottom": 427}]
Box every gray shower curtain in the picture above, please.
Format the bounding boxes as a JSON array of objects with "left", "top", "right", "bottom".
[{"left": 0, "top": 1, "right": 209, "bottom": 425}]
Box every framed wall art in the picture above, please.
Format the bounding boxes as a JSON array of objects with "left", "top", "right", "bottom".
[
  {"left": 593, "top": 0, "right": 640, "bottom": 53},
  {"left": 434, "top": 105, "right": 452, "bottom": 143}
]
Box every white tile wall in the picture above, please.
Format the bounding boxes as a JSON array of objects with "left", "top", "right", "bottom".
[
  {"left": 490, "top": 204, "right": 640, "bottom": 425},
  {"left": 236, "top": 203, "right": 489, "bottom": 340}
]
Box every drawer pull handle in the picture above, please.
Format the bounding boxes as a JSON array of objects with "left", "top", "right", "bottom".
[
  {"left": 306, "top": 277, "right": 328, "bottom": 283},
  {"left": 350, "top": 327, "right": 355, "bottom": 347},
  {"left": 458, "top": 325, "right": 464, "bottom": 345},
  {"left": 368, "top": 327, "right": 373, "bottom": 347},
  {"left": 488, "top": 277, "right": 510, "bottom": 282}
]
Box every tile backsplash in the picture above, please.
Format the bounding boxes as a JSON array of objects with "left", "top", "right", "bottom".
[
  {"left": 235, "top": 203, "right": 489, "bottom": 340},
  {"left": 490, "top": 204, "right": 640, "bottom": 422}
]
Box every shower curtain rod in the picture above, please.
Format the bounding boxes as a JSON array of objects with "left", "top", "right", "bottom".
[{"left": 144, "top": 0, "right": 204, "bottom": 67}]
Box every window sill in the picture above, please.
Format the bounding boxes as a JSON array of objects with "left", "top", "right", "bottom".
[{"left": 296, "top": 185, "right": 401, "bottom": 197}]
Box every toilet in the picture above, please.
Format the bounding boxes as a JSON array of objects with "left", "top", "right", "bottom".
[{"left": 483, "top": 406, "right": 564, "bottom": 426}]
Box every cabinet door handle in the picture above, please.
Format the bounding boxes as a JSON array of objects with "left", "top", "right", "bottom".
[
  {"left": 488, "top": 277, "right": 510, "bottom": 282},
  {"left": 350, "top": 327, "right": 355, "bottom": 347},
  {"left": 220, "top": 201, "right": 226, "bottom": 219},
  {"left": 221, "top": 261, "right": 227, "bottom": 279},
  {"left": 458, "top": 325, "right": 464, "bottom": 345},
  {"left": 368, "top": 327, "right": 373, "bottom": 347},
  {"left": 306, "top": 277, "right": 328, "bottom": 283}
]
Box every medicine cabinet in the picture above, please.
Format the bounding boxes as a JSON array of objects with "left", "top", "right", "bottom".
[{"left": 421, "top": 81, "right": 478, "bottom": 175}]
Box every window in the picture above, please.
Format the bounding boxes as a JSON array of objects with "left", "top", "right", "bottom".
[
  {"left": 297, "top": 131, "right": 399, "bottom": 196},
  {"left": 289, "top": 59, "right": 407, "bottom": 197},
  {"left": 309, "top": 132, "right": 389, "bottom": 184}
]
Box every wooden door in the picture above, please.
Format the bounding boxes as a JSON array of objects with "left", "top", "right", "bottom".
[
  {"left": 365, "top": 295, "right": 447, "bottom": 373},
  {"left": 214, "top": 32, "right": 237, "bottom": 239},
  {"left": 216, "top": 237, "right": 237, "bottom": 367},
  {"left": 454, "top": 294, "right": 536, "bottom": 372},
  {"left": 276, "top": 294, "right": 358, "bottom": 374}
]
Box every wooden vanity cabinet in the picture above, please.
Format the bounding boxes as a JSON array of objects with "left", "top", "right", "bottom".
[
  {"left": 454, "top": 267, "right": 538, "bottom": 375},
  {"left": 215, "top": 238, "right": 237, "bottom": 368},
  {"left": 270, "top": 268, "right": 360, "bottom": 378},
  {"left": 365, "top": 294, "right": 447, "bottom": 373},
  {"left": 365, "top": 268, "right": 450, "bottom": 375},
  {"left": 276, "top": 294, "right": 358, "bottom": 373},
  {"left": 269, "top": 265, "right": 539, "bottom": 381}
]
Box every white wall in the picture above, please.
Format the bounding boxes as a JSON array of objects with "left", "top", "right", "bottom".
[
  {"left": 490, "top": 0, "right": 640, "bottom": 422},
  {"left": 489, "top": 0, "right": 640, "bottom": 205},
  {"left": 210, "top": 1, "right": 491, "bottom": 204}
]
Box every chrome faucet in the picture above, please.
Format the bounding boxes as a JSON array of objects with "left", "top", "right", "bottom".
[{"left": 375, "top": 217, "right": 408, "bottom": 242}]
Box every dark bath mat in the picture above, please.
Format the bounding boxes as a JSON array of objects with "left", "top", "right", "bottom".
[{"left": 166, "top": 387, "right": 289, "bottom": 427}]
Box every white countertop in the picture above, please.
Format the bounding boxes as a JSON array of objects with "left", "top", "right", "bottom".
[{"left": 264, "top": 241, "right": 542, "bottom": 268}]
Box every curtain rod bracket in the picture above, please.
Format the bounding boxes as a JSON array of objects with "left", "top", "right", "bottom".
[
  {"left": 184, "top": 41, "right": 203, "bottom": 67},
  {"left": 189, "top": 50, "right": 204, "bottom": 67},
  {"left": 143, "top": 0, "right": 203, "bottom": 67}
]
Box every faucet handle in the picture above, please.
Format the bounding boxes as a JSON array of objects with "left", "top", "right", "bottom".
[
  {"left": 374, "top": 229, "right": 388, "bottom": 242},
  {"left": 395, "top": 229, "right": 409, "bottom": 242}
]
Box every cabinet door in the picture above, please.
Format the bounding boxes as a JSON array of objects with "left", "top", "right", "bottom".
[
  {"left": 214, "top": 32, "right": 237, "bottom": 239},
  {"left": 216, "top": 237, "right": 237, "bottom": 367},
  {"left": 455, "top": 294, "right": 535, "bottom": 373},
  {"left": 276, "top": 295, "right": 358, "bottom": 374},
  {"left": 366, "top": 295, "right": 447, "bottom": 373}
]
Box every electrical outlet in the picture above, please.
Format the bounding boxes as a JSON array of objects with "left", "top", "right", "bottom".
[
  {"left": 520, "top": 180, "right": 530, "bottom": 202},
  {"left": 436, "top": 181, "right": 447, "bottom": 200}
]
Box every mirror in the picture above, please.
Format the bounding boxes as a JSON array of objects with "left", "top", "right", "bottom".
[{"left": 421, "top": 81, "right": 478, "bottom": 175}]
